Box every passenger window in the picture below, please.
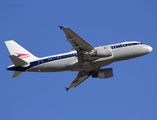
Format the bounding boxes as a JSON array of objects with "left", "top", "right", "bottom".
[
  {"left": 132, "top": 43, "right": 137, "bottom": 45},
  {"left": 116, "top": 45, "right": 121, "bottom": 48},
  {"left": 128, "top": 43, "right": 132, "bottom": 46}
]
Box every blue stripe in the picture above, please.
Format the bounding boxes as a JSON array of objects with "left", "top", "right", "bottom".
[
  {"left": 7, "top": 53, "right": 77, "bottom": 71},
  {"left": 111, "top": 42, "right": 139, "bottom": 49}
]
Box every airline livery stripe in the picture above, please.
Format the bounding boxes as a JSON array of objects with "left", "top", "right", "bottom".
[
  {"left": 7, "top": 53, "right": 77, "bottom": 71},
  {"left": 111, "top": 42, "right": 142, "bottom": 49}
]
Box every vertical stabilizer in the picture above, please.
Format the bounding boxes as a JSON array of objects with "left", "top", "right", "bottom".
[{"left": 5, "top": 40, "right": 37, "bottom": 62}]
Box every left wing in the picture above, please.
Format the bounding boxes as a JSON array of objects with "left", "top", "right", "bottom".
[
  {"left": 65, "top": 70, "right": 97, "bottom": 91},
  {"left": 59, "top": 26, "right": 94, "bottom": 62}
]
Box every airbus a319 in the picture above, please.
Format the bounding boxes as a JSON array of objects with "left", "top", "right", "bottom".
[{"left": 5, "top": 26, "right": 153, "bottom": 91}]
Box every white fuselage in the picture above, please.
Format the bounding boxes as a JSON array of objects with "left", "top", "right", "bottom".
[
  {"left": 5, "top": 27, "right": 153, "bottom": 90},
  {"left": 10, "top": 41, "right": 151, "bottom": 73}
]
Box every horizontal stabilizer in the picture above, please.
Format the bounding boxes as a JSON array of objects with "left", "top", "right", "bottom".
[
  {"left": 9, "top": 55, "right": 28, "bottom": 66},
  {"left": 12, "top": 71, "right": 23, "bottom": 78}
]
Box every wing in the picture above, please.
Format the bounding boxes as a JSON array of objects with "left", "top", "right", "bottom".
[
  {"left": 65, "top": 70, "right": 98, "bottom": 91},
  {"left": 65, "top": 72, "right": 90, "bottom": 91},
  {"left": 59, "top": 26, "right": 94, "bottom": 62}
]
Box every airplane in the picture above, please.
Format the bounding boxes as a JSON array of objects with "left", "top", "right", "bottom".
[{"left": 5, "top": 26, "right": 153, "bottom": 91}]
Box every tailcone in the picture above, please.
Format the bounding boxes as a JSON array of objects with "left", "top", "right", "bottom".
[
  {"left": 7, "top": 66, "right": 14, "bottom": 71},
  {"left": 7, "top": 66, "right": 26, "bottom": 71}
]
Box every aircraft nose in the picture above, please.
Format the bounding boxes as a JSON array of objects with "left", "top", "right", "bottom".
[{"left": 147, "top": 46, "right": 153, "bottom": 53}]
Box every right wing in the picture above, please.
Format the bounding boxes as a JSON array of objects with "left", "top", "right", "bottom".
[{"left": 59, "top": 26, "right": 94, "bottom": 62}]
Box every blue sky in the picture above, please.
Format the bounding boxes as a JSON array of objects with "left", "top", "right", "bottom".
[{"left": 0, "top": 0, "right": 156, "bottom": 120}]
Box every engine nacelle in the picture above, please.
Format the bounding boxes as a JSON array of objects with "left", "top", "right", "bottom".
[
  {"left": 90, "top": 48, "right": 112, "bottom": 57},
  {"left": 92, "top": 68, "right": 113, "bottom": 79}
]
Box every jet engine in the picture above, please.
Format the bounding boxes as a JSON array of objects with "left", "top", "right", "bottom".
[
  {"left": 90, "top": 48, "right": 112, "bottom": 57},
  {"left": 92, "top": 68, "right": 113, "bottom": 79}
]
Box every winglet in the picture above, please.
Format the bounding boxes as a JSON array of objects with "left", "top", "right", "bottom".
[
  {"left": 65, "top": 87, "right": 69, "bottom": 91},
  {"left": 59, "top": 26, "right": 64, "bottom": 29}
]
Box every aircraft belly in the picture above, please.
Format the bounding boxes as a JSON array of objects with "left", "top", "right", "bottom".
[
  {"left": 68, "top": 56, "right": 113, "bottom": 71},
  {"left": 69, "top": 61, "right": 94, "bottom": 71}
]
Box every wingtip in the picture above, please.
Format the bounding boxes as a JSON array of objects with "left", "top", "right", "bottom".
[
  {"left": 65, "top": 87, "right": 69, "bottom": 91},
  {"left": 59, "top": 26, "right": 64, "bottom": 29},
  {"left": 5, "top": 40, "right": 14, "bottom": 44}
]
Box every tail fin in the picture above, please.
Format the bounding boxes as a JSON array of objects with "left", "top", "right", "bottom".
[{"left": 5, "top": 40, "right": 37, "bottom": 62}]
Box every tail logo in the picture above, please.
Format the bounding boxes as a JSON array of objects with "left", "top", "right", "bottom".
[{"left": 15, "top": 53, "right": 30, "bottom": 59}]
